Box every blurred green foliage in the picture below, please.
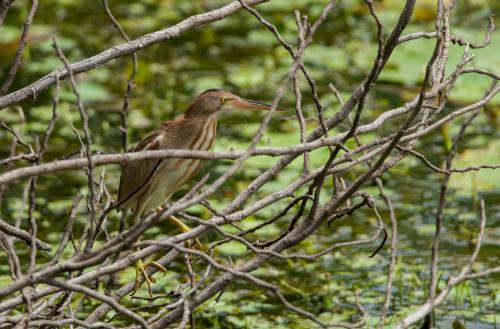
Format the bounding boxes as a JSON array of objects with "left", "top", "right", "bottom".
[{"left": 0, "top": 0, "right": 499, "bottom": 327}]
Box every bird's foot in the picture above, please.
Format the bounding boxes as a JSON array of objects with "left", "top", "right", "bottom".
[
  {"left": 131, "top": 259, "right": 167, "bottom": 297},
  {"left": 156, "top": 208, "right": 204, "bottom": 250}
]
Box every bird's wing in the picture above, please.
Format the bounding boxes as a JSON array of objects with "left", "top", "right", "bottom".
[{"left": 117, "top": 127, "right": 164, "bottom": 208}]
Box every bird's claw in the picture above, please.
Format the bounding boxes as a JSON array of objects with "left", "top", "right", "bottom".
[{"left": 131, "top": 259, "right": 167, "bottom": 297}]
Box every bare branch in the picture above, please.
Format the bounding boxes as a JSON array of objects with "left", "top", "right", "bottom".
[
  {"left": 0, "top": 0, "right": 268, "bottom": 110},
  {"left": 0, "top": 0, "right": 38, "bottom": 95},
  {"left": 43, "top": 278, "right": 150, "bottom": 329},
  {"left": 0, "top": 217, "right": 51, "bottom": 251}
]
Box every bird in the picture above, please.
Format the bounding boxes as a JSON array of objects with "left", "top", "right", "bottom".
[{"left": 117, "top": 89, "right": 283, "bottom": 295}]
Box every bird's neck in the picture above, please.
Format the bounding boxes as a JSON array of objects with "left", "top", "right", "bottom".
[{"left": 184, "top": 114, "right": 218, "bottom": 151}]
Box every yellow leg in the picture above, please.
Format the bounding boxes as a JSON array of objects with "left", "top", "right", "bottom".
[
  {"left": 167, "top": 215, "right": 192, "bottom": 233},
  {"left": 156, "top": 208, "right": 203, "bottom": 250}
]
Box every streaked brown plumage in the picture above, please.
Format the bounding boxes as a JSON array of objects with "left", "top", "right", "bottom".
[
  {"left": 118, "top": 110, "right": 217, "bottom": 216},
  {"left": 118, "top": 88, "right": 282, "bottom": 222}
]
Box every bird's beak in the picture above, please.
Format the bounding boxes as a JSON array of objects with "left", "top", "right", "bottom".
[{"left": 230, "top": 98, "right": 286, "bottom": 112}]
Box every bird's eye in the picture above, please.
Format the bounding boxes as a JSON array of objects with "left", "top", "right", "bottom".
[{"left": 221, "top": 97, "right": 228, "bottom": 103}]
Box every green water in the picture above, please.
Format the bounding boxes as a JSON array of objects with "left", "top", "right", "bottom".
[{"left": 1, "top": 0, "right": 499, "bottom": 327}]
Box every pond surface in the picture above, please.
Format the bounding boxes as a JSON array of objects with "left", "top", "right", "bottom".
[{"left": 0, "top": 0, "right": 499, "bottom": 328}]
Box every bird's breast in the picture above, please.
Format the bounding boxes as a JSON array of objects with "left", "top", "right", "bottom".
[{"left": 164, "top": 116, "right": 217, "bottom": 191}]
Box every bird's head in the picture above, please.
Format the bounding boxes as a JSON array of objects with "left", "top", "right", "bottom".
[{"left": 184, "top": 89, "right": 285, "bottom": 118}]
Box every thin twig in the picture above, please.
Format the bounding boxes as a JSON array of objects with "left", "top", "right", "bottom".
[{"left": 0, "top": 0, "right": 38, "bottom": 96}]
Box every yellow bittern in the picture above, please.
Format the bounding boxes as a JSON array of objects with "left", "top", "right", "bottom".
[{"left": 117, "top": 89, "right": 282, "bottom": 294}]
